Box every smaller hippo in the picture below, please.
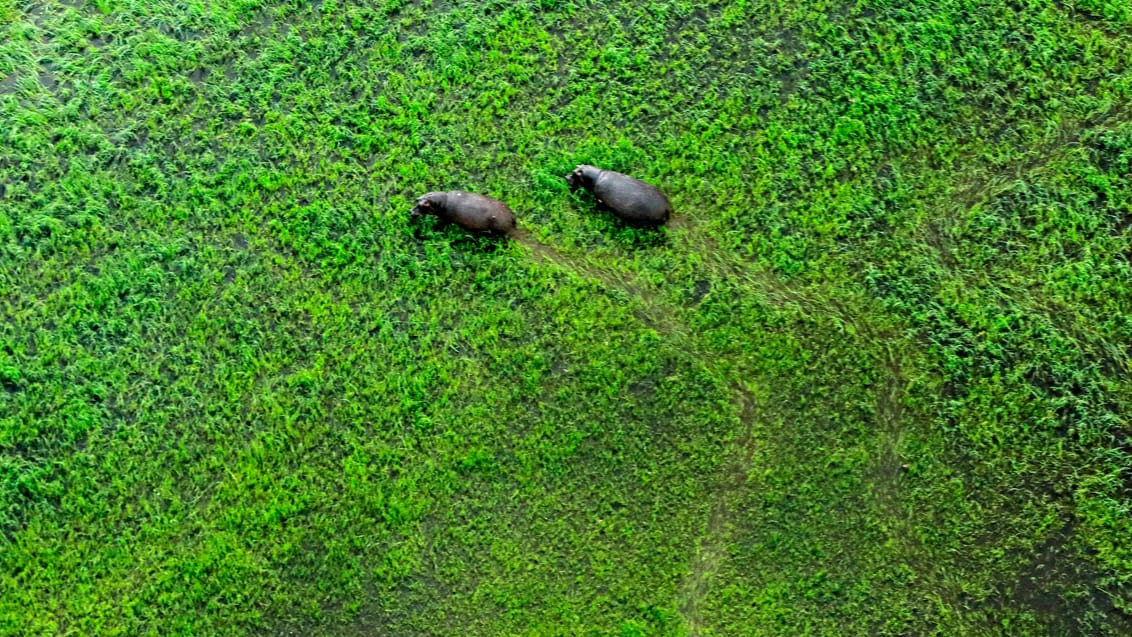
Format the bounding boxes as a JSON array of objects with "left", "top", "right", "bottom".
[
  {"left": 565, "top": 165, "right": 672, "bottom": 226},
  {"left": 410, "top": 191, "right": 517, "bottom": 235}
]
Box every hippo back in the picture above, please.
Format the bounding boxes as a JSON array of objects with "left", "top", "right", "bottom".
[
  {"left": 443, "top": 191, "right": 516, "bottom": 233},
  {"left": 591, "top": 171, "right": 671, "bottom": 224}
]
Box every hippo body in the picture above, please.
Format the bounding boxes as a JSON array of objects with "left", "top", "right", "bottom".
[
  {"left": 410, "top": 191, "right": 516, "bottom": 234},
  {"left": 565, "top": 165, "right": 671, "bottom": 225}
]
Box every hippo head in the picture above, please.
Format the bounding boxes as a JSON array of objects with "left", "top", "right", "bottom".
[
  {"left": 409, "top": 192, "right": 447, "bottom": 217},
  {"left": 565, "top": 164, "right": 600, "bottom": 191}
]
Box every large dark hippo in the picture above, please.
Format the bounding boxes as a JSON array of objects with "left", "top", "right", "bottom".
[
  {"left": 565, "top": 165, "right": 672, "bottom": 225},
  {"left": 409, "top": 191, "right": 517, "bottom": 235}
]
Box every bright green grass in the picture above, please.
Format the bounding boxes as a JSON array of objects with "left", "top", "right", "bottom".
[{"left": 1, "top": 0, "right": 1131, "bottom": 635}]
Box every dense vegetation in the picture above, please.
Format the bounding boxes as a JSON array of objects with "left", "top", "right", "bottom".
[{"left": 2, "top": 0, "right": 1130, "bottom": 634}]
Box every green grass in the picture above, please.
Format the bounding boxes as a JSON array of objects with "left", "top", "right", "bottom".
[{"left": 1, "top": 0, "right": 1131, "bottom": 635}]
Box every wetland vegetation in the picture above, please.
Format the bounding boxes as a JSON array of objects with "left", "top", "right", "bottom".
[{"left": 2, "top": 0, "right": 1131, "bottom": 634}]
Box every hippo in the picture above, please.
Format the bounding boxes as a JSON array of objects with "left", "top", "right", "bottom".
[
  {"left": 409, "top": 191, "right": 517, "bottom": 235},
  {"left": 565, "top": 165, "right": 672, "bottom": 226}
]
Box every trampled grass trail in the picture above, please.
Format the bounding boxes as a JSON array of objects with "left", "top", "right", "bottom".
[
  {"left": 678, "top": 388, "right": 760, "bottom": 637},
  {"left": 508, "top": 213, "right": 962, "bottom": 633},
  {"left": 510, "top": 219, "right": 785, "bottom": 632}
]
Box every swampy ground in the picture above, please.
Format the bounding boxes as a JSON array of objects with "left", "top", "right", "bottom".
[{"left": 2, "top": 0, "right": 1132, "bottom": 635}]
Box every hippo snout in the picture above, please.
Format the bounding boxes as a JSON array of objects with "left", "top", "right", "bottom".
[
  {"left": 564, "top": 165, "right": 590, "bottom": 190},
  {"left": 410, "top": 195, "right": 433, "bottom": 217}
]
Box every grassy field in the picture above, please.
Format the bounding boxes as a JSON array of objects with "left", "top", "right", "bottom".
[{"left": 2, "top": 0, "right": 1131, "bottom": 634}]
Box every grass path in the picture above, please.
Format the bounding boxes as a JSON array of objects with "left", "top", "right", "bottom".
[
  {"left": 678, "top": 388, "right": 760, "bottom": 636},
  {"left": 513, "top": 220, "right": 775, "bottom": 633}
]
